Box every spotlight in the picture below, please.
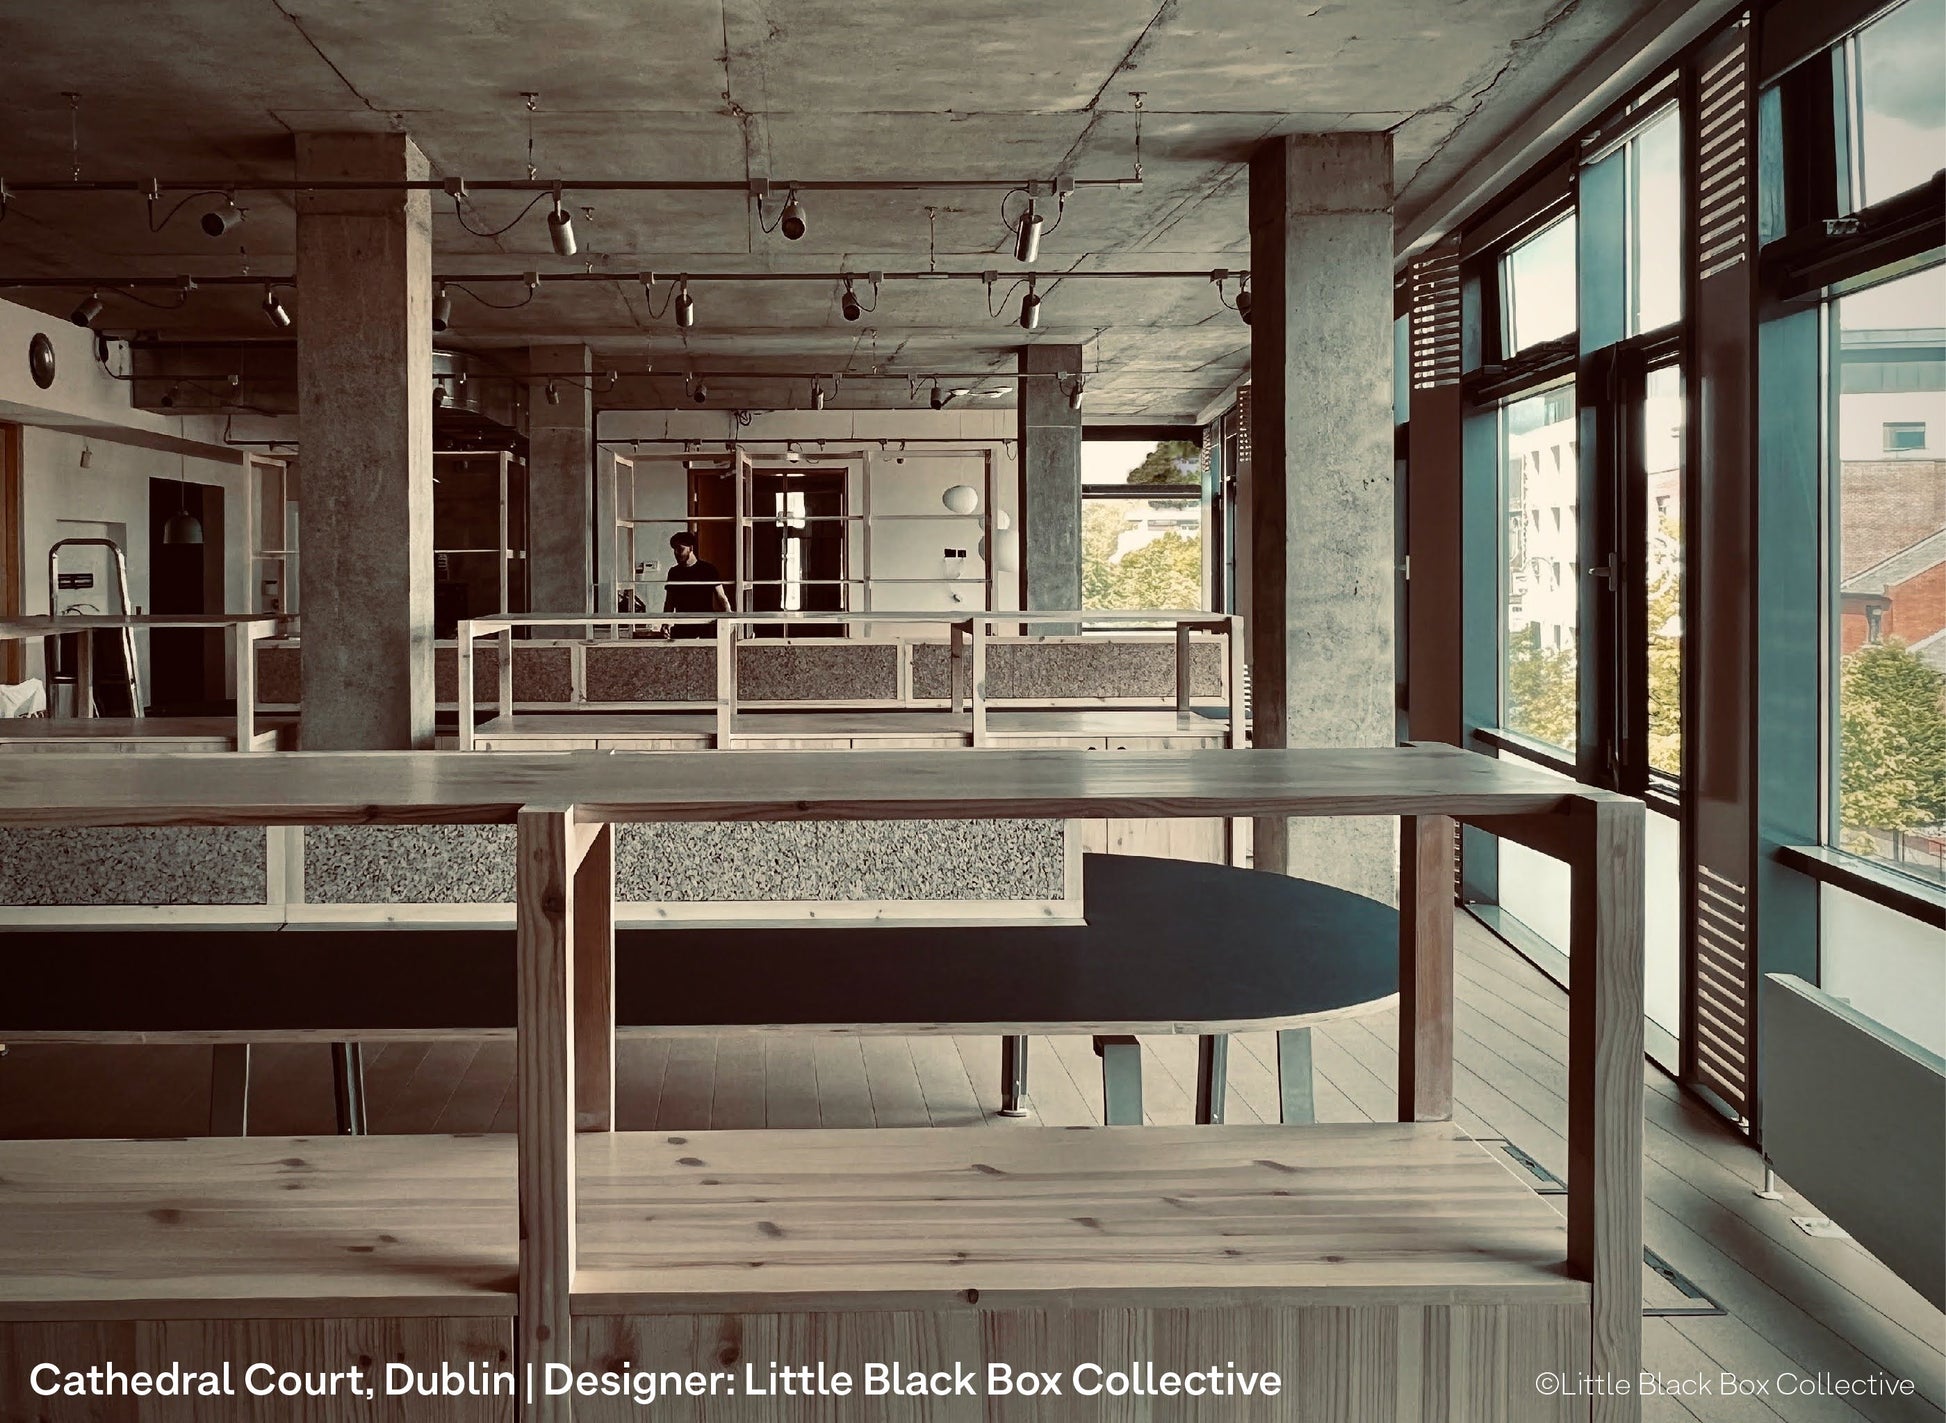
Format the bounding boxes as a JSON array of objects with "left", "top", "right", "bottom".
[
  {"left": 674, "top": 281, "right": 695, "bottom": 329},
  {"left": 1237, "top": 286, "right": 1253, "bottom": 325},
  {"left": 779, "top": 191, "right": 807, "bottom": 241},
  {"left": 692, "top": 381, "right": 708, "bottom": 405},
  {"left": 545, "top": 381, "right": 561, "bottom": 406},
  {"left": 811, "top": 382, "right": 827, "bottom": 411},
  {"left": 69, "top": 291, "right": 104, "bottom": 328},
  {"left": 547, "top": 196, "right": 577, "bottom": 256},
  {"left": 201, "top": 196, "right": 243, "bottom": 238},
  {"left": 1069, "top": 378, "right": 1085, "bottom": 412},
  {"left": 432, "top": 285, "right": 453, "bottom": 333},
  {"left": 1019, "top": 286, "right": 1041, "bottom": 331},
  {"left": 261, "top": 287, "right": 292, "bottom": 331},
  {"left": 1014, "top": 201, "right": 1042, "bottom": 263},
  {"left": 840, "top": 279, "right": 862, "bottom": 322},
  {"left": 78, "top": 444, "right": 93, "bottom": 469},
  {"left": 930, "top": 382, "right": 946, "bottom": 411}
]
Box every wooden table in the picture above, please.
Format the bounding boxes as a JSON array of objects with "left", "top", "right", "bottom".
[
  {"left": 0, "top": 612, "right": 292, "bottom": 748},
  {"left": 0, "top": 744, "right": 1644, "bottom": 1422}
]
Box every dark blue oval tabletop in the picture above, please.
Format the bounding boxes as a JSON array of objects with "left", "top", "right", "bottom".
[{"left": 1, "top": 856, "right": 1400, "bottom": 1034}]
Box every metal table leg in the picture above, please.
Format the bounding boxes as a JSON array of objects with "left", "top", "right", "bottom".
[
  {"left": 1195, "top": 1033, "right": 1229, "bottom": 1124},
  {"left": 331, "top": 1041, "right": 368, "bottom": 1135},
  {"left": 999, "top": 1034, "right": 1030, "bottom": 1117},
  {"left": 1276, "top": 1026, "right": 1315, "bottom": 1124},
  {"left": 1093, "top": 1034, "right": 1143, "bottom": 1125}
]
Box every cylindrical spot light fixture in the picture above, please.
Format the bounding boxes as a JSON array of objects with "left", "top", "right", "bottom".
[
  {"left": 1014, "top": 202, "right": 1042, "bottom": 263},
  {"left": 201, "top": 197, "right": 243, "bottom": 238},
  {"left": 779, "top": 191, "right": 807, "bottom": 241},
  {"left": 261, "top": 287, "right": 292, "bottom": 331},
  {"left": 1019, "top": 284, "right": 1041, "bottom": 331},
  {"left": 547, "top": 197, "right": 577, "bottom": 256},
  {"left": 1237, "top": 285, "right": 1253, "bottom": 325},
  {"left": 431, "top": 285, "right": 453, "bottom": 333},
  {"left": 840, "top": 280, "right": 862, "bottom": 322},
  {"left": 69, "top": 292, "right": 104, "bottom": 328},
  {"left": 674, "top": 281, "right": 695, "bottom": 328}
]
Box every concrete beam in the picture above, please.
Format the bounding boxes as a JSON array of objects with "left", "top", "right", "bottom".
[
  {"left": 294, "top": 132, "right": 434, "bottom": 750},
  {"left": 528, "top": 345, "right": 596, "bottom": 627},
  {"left": 1247, "top": 133, "right": 1398, "bottom": 900},
  {"left": 1017, "top": 343, "right": 1083, "bottom": 624}
]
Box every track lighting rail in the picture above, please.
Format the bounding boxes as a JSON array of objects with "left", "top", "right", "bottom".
[
  {"left": 0, "top": 176, "right": 1138, "bottom": 195},
  {"left": 0, "top": 268, "right": 1239, "bottom": 287}
]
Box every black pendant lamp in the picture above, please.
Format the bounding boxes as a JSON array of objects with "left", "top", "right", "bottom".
[{"left": 163, "top": 432, "right": 203, "bottom": 545}]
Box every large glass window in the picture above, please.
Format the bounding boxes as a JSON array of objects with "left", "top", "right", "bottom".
[
  {"left": 1645, "top": 364, "right": 1684, "bottom": 777},
  {"left": 1628, "top": 108, "right": 1683, "bottom": 334},
  {"left": 1501, "top": 215, "right": 1578, "bottom": 354},
  {"left": 1830, "top": 260, "right": 1946, "bottom": 880},
  {"left": 1500, "top": 382, "right": 1580, "bottom": 750},
  {"left": 1082, "top": 438, "right": 1206, "bottom": 612},
  {"left": 1846, "top": 0, "right": 1946, "bottom": 209}
]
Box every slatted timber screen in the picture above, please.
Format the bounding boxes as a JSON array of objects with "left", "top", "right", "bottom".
[
  {"left": 1409, "top": 248, "right": 1463, "bottom": 391},
  {"left": 1696, "top": 31, "right": 1752, "bottom": 280},
  {"left": 1693, "top": 864, "right": 1753, "bottom": 1109},
  {"left": 1685, "top": 16, "right": 1758, "bottom": 1122}
]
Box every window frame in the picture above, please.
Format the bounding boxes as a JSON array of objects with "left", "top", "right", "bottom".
[
  {"left": 1078, "top": 427, "right": 1211, "bottom": 621},
  {"left": 1817, "top": 250, "right": 1946, "bottom": 889}
]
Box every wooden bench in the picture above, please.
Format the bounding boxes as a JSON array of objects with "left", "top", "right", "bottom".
[{"left": 0, "top": 746, "right": 1644, "bottom": 1422}]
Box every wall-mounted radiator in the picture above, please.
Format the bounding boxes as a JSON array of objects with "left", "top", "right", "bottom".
[{"left": 1759, "top": 973, "right": 1945, "bottom": 1310}]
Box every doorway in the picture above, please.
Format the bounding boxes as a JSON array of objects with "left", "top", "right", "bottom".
[
  {"left": 748, "top": 468, "right": 846, "bottom": 636},
  {"left": 148, "top": 477, "right": 226, "bottom": 713}
]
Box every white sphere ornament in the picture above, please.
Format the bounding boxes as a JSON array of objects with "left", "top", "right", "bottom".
[
  {"left": 993, "top": 508, "right": 1012, "bottom": 530},
  {"left": 941, "top": 484, "right": 980, "bottom": 516},
  {"left": 993, "top": 528, "right": 1021, "bottom": 573}
]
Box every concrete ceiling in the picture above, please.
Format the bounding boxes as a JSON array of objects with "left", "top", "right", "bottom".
[{"left": 0, "top": 0, "right": 1669, "bottom": 420}]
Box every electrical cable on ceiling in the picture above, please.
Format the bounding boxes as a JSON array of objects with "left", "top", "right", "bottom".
[
  {"left": 449, "top": 189, "right": 551, "bottom": 240},
  {"left": 444, "top": 279, "right": 538, "bottom": 311}
]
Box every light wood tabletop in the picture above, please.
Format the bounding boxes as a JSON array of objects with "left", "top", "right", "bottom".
[
  {"left": 0, "top": 1124, "right": 1580, "bottom": 1321},
  {"left": 0, "top": 743, "right": 1583, "bottom": 828},
  {"left": 0, "top": 1133, "right": 516, "bottom": 1321},
  {"left": 572, "top": 1122, "right": 1585, "bottom": 1313}
]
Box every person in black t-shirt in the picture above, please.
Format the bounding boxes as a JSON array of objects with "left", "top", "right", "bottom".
[{"left": 662, "top": 530, "right": 732, "bottom": 638}]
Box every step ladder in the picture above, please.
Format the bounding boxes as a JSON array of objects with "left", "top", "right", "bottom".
[{"left": 46, "top": 537, "right": 142, "bottom": 718}]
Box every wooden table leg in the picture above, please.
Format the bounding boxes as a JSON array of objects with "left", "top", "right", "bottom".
[
  {"left": 516, "top": 805, "right": 580, "bottom": 1422},
  {"left": 1568, "top": 796, "right": 1645, "bottom": 1423},
  {"left": 1400, "top": 814, "right": 1455, "bottom": 1122},
  {"left": 574, "top": 823, "right": 615, "bottom": 1133}
]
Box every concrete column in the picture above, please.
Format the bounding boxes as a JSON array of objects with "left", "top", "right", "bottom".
[
  {"left": 1017, "top": 343, "right": 1083, "bottom": 620},
  {"left": 295, "top": 132, "right": 434, "bottom": 750},
  {"left": 1246, "top": 133, "right": 1397, "bottom": 899},
  {"left": 527, "top": 345, "right": 596, "bottom": 624}
]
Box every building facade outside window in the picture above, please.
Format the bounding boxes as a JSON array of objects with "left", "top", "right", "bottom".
[
  {"left": 1500, "top": 382, "right": 1579, "bottom": 750},
  {"left": 1830, "top": 260, "right": 1946, "bottom": 881}
]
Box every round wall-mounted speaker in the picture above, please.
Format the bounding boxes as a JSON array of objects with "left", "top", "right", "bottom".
[{"left": 28, "top": 332, "right": 56, "bottom": 390}]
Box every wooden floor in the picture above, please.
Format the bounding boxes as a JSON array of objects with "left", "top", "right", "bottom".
[{"left": 1, "top": 917, "right": 1940, "bottom": 1422}]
